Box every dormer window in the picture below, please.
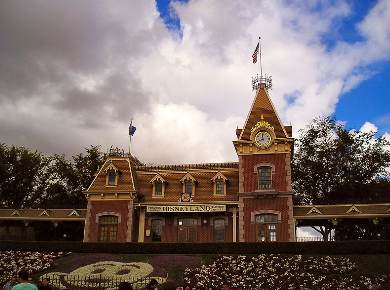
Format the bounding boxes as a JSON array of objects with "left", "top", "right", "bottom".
[
  {"left": 150, "top": 174, "right": 166, "bottom": 197},
  {"left": 155, "top": 180, "right": 163, "bottom": 195},
  {"left": 107, "top": 171, "right": 117, "bottom": 186},
  {"left": 180, "top": 173, "right": 196, "bottom": 196},
  {"left": 184, "top": 180, "right": 193, "bottom": 194},
  {"left": 212, "top": 172, "right": 228, "bottom": 195},
  {"left": 105, "top": 162, "right": 119, "bottom": 186}
]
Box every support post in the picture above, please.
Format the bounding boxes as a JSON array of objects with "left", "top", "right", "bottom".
[
  {"left": 232, "top": 207, "right": 237, "bottom": 242},
  {"left": 138, "top": 207, "right": 145, "bottom": 243}
]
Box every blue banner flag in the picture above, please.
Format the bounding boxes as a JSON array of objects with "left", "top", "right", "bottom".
[{"left": 129, "top": 124, "right": 136, "bottom": 136}]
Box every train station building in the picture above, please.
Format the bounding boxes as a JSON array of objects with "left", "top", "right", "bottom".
[{"left": 83, "top": 79, "right": 295, "bottom": 243}]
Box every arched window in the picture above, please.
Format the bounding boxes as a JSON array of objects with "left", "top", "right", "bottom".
[
  {"left": 98, "top": 215, "right": 118, "bottom": 242},
  {"left": 257, "top": 166, "right": 272, "bottom": 190},
  {"left": 213, "top": 218, "right": 225, "bottom": 242},
  {"left": 151, "top": 219, "right": 163, "bottom": 242},
  {"left": 255, "top": 214, "right": 278, "bottom": 242}
]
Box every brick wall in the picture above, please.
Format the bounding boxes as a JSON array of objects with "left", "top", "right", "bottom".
[
  {"left": 87, "top": 200, "right": 133, "bottom": 242},
  {"left": 242, "top": 196, "right": 291, "bottom": 242},
  {"left": 240, "top": 153, "right": 289, "bottom": 192}
]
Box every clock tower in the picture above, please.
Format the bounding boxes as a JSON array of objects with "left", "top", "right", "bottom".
[{"left": 234, "top": 80, "right": 295, "bottom": 242}]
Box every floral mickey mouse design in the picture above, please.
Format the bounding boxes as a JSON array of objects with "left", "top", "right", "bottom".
[{"left": 42, "top": 261, "right": 166, "bottom": 290}]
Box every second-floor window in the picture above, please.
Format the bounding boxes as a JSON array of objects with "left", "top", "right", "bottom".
[
  {"left": 258, "top": 166, "right": 272, "bottom": 190},
  {"left": 154, "top": 180, "right": 163, "bottom": 196},
  {"left": 107, "top": 171, "right": 117, "bottom": 186},
  {"left": 215, "top": 179, "right": 225, "bottom": 195},
  {"left": 184, "top": 180, "right": 193, "bottom": 194},
  {"left": 151, "top": 175, "right": 166, "bottom": 197}
]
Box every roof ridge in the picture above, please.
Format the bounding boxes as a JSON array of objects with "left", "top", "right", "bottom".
[{"left": 136, "top": 162, "right": 239, "bottom": 170}]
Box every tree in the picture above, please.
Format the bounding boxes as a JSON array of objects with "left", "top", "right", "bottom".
[
  {"left": 38, "top": 146, "right": 104, "bottom": 208},
  {"left": 0, "top": 144, "right": 104, "bottom": 209},
  {"left": 292, "top": 117, "right": 390, "bottom": 205},
  {"left": 292, "top": 117, "right": 390, "bottom": 240},
  {"left": 0, "top": 143, "right": 49, "bottom": 208}
]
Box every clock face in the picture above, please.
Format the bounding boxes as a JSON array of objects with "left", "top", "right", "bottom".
[{"left": 255, "top": 131, "right": 272, "bottom": 147}]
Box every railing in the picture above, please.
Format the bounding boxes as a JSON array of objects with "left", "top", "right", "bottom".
[
  {"left": 38, "top": 275, "right": 166, "bottom": 290},
  {"left": 252, "top": 75, "right": 272, "bottom": 90},
  {"left": 296, "top": 236, "right": 335, "bottom": 242}
]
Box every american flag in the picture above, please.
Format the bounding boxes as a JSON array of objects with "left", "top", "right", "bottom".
[{"left": 252, "top": 42, "right": 259, "bottom": 63}]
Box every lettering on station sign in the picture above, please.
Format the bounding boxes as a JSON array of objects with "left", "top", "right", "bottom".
[{"left": 146, "top": 204, "right": 226, "bottom": 213}]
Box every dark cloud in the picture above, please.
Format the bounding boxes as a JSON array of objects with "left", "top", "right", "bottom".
[
  {"left": 56, "top": 72, "right": 149, "bottom": 128},
  {"left": 0, "top": 0, "right": 163, "bottom": 152}
]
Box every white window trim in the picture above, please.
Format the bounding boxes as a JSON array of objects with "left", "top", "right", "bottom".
[
  {"left": 211, "top": 172, "right": 228, "bottom": 196},
  {"left": 180, "top": 173, "right": 196, "bottom": 197},
  {"left": 150, "top": 174, "right": 166, "bottom": 198}
]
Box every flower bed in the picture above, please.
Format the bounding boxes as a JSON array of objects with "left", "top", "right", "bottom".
[
  {"left": 0, "top": 251, "right": 66, "bottom": 284},
  {"left": 184, "top": 255, "right": 390, "bottom": 290},
  {"left": 43, "top": 261, "right": 167, "bottom": 290}
]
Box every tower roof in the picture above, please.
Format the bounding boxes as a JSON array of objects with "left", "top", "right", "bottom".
[
  {"left": 85, "top": 156, "right": 137, "bottom": 194},
  {"left": 239, "top": 86, "right": 289, "bottom": 141}
]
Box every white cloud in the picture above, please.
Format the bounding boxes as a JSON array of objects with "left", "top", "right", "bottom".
[
  {"left": 360, "top": 121, "right": 378, "bottom": 133},
  {"left": 132, "top": 103, "right": 241, "bottom": 164}
]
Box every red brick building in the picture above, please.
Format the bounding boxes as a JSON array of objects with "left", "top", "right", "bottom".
[{"left": 83, "top": 83, "right": 295, "bottom": 242}]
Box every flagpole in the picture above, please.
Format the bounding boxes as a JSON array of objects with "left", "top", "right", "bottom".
[
  {"left": 259, "top": 36, "right": 262, "bottom": 79},
  {"left": 129, "top": 119, "right": 133, "bottom": 156}
]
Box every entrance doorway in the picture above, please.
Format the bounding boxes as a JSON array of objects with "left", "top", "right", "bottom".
[
  {"left": 255, "top": 214, "right": 278, "bottom": 242},
  {"left": 177, "top": 218, "right": 198, "bottom": 242}
]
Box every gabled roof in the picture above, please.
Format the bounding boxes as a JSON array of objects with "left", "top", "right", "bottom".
[
  {"left": 346, "top": 205, "right": 362, "bottom": 214},
  {"left": 150, "top": 173, "right": 166, "bottom": 183},
  {"left": 136, "top": 167, "right": 239, "bottom": 203},
  {"left": 306, "top": 207, "right": 322, "bottom": 215},
  {"left": 85, "top": 157, "right": 137, "bottom": 193},
  {"left": 211, "top": 172, "right": 228, "bottom": 182},
  {"left": 0, "top": 209, "right": 87, "bottom": 220},
  {"left": 104, "top": 162, "right": 119, "bottom": 173},
  {"left": 239, "top": 87, "right": 288, "bottom": 140},
  {"left": 180, "top": 172, "right": 197, "bottom": 183}
]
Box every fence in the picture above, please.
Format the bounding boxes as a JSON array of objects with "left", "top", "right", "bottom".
[
  {"left": 39, "top": 274, "right": 166, "bottom": 290},
  {"left": 296, "top": 236, "right": 336, "bottom": 242}
]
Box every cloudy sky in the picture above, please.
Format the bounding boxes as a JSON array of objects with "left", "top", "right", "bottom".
[{"left": 1, "top": 0, "right": 389, "bottom": 164}]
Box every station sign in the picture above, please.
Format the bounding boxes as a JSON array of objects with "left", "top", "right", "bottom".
[{"left": 146, "top": 204, "right": 226, "bottom": 213}]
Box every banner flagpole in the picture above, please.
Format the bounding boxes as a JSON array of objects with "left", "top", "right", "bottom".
[{"left": 129, "top": 119, "right": 133, "bottom": 156}]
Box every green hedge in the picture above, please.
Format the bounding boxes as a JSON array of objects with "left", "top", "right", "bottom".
[{"left": 1, "top": 240, "right": 390, "bottom": 254}]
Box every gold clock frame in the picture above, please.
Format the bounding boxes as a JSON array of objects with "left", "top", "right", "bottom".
[{"left": 250, "top": 117, "right": 276, "bottom": 148}]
